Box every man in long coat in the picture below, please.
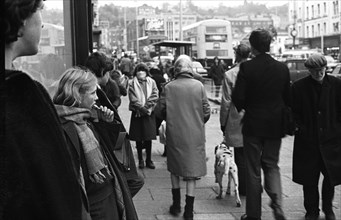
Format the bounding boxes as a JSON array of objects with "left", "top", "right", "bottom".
[
  {"left": 291, "top": 53, "right": 341, "bottom": 220},
  {"left": 155, "top": 55, "right": 210, "bottom": 220}
]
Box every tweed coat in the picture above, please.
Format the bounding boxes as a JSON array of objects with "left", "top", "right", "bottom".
[
  {"left": 220, "top": 64, "right": 243, "bottom": 147},
  {"left": 155, "top": 72, "right": 211, "bottom": 177},
  {"left": 3, "top": 70, "right": 82, "bottom": 220},
  {"left": 232, "top": 53, "right": 291, "bottom": 138},
  {"left": 291, "top": 75, "right": 341, "bottom": 186}
]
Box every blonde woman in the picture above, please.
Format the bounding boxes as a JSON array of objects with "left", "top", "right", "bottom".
[{"left": 53, "top": 67, "right": 138, "bottom": 220}]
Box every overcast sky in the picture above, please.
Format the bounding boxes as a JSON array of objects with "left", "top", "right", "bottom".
[{"left": 45, "top": 0, "right": 289, "bottom": 10}]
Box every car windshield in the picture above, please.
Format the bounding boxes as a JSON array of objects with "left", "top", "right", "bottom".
[{"left": 192, "top": 61, "right": 203, "bottom": 68}]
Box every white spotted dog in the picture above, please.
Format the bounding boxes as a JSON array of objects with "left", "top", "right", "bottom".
[{"left": 214, "top": 143, "right": 241, "bottom": 207}]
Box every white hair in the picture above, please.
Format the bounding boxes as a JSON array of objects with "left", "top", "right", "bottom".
[{"left": 174, "top": 55, "right": 193, "bottom": 76}]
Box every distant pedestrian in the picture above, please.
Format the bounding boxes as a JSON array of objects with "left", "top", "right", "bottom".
[
  {"left": 232, "top": 28, "right": 290, "bottom": 220},
  {"left": 128, "top": 63, "right": 159, "bottom": 169},
  {"left": 209, "top": 56, "right": 225, "bottom": 97},
  {"left": 119, "top": 53, "right": 133, "bottom": 79},
  {"left": 155, "top": 55, "right": 211, "bottom": 220},
  {"left": 220, "top": 43, "right": 251, "bottom": 196},
  {"left": 150, "top": 64, "right": 167, "bottom": 156},
  {"left": 291, "top": 53, "right": 341, "bottom": 220}
]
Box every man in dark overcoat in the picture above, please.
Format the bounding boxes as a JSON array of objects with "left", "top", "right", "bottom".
[
  {"left": 291, "top": 53, "right": 341, "bottom": 220},
  {"left": 232, "top": 29, "right": 290, "bottom": 220}
]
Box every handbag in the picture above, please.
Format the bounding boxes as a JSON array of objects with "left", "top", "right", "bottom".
[{"left": 113, "top": 132, "right": 131, "bottom": 172}]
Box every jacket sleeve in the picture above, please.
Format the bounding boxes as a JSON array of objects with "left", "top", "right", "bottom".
[
  {"left": 232, "top": 64, "right": 246, "bottom": 112},
  {"left": 128, "top": 80, "right": 144, "bottom": 112},
  {"left": 145, "top": 80, "right": 159, "bottom": 110},
  {"left": 291, "top": 82, "right": 303, "bottom": 129},
  {"left": 282, "top": 67, "right": 291, "bottom": 107},
  {"left": 220, "top": 73, "right": 232, "bottom": 127},
  {"left": 154, "top": 88, "right": 166, "bottom": 121}
]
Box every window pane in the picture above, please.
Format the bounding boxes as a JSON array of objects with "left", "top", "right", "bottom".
[
  {"left": 205, "top": 34, "right": 227, "bottom": 42},
  {"left": 13, "top": 1, "right": 72, "bottom": 98},
  {"left": 206, "top": 26, "right": 226, "bottom": 33},
  {"left": 206, "top": 50, "right": 229, "bottom": 57}
]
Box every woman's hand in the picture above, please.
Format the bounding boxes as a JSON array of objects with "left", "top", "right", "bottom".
[{"left": 97, "top": 105, "right": 114, "bottom": 122}]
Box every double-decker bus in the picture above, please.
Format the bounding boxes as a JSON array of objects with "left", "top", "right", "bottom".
[{"left": 183, "top": 19, "right": 234, "bottom": 67}]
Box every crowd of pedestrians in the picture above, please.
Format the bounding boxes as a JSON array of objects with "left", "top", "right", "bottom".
[{"left": 3, "top": 0, "right": 341, "bottom": 220}]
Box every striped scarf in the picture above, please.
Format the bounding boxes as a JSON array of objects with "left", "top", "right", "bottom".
[{"left": 55, "top": 105, "right": 111, "bottom": 184}]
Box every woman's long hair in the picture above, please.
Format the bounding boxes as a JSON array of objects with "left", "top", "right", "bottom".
[{"left": 53, "top": 67, "right": 97, "bottom": 107}]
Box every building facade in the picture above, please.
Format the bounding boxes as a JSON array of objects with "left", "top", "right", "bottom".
[{"left": 288, "top": 0, "right": 341, "bottom": 57}]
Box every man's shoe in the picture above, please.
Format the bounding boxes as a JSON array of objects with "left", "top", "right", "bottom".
[
  {"left": 325, "top": 211, "right": 336, "bottom": 220},
  {"left": 270, "top": 203, "right": 286, "bottom": 220},
  {"left": 138, "top": 160, "right": 144, "bottom": 169},
  {"left": 240, "top": 214, "right": 261, "bottom": 220},
  {"left": 304, "top": 213, "right": 319, "bottom": 220},
  {"left": 145, "top": 160, "right": 155, "bottom": 169}
]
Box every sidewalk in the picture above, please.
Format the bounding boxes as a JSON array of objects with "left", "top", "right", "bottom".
[{"left": 117, "top": 95, "right": 340, "bottom": 220}]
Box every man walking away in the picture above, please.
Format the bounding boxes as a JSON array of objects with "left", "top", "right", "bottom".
[{"left": 232, "top": 28, "right": 290, "bottom": 220}]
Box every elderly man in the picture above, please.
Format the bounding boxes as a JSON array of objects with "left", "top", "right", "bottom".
[
  {"left": 291, "top": 54, "right": 341, "bottom": 220},
  {"left": 155, "top": 55, "right": 211, "bottom": 220}
]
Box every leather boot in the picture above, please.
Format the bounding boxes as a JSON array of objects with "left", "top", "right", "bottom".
[
  {"left": 183, "top": 195, "right": 194, "bottom": 220},
  {"left": 169, "top": 188, "right": 181, "bottom": 216}
]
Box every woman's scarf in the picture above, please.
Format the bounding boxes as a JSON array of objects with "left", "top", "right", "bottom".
[
  {"left": 55, "top": 105, "right": 111, "bottom": 184},
  {"left": 132, "top": 76, "right": 154, "bottom": 115}
]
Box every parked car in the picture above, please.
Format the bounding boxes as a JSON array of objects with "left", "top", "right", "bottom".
[
  {"left": 192, "top": 61, "right": 208, "bottom": 77},
  {"left": 329, "top": 63, "right": 341, "bottom": 79},
  {"left": 278, "top": 49, "right": 320, "bottom": 62},
  {"left": 284, "top": 59, "right": 310, "bottom": 82}
]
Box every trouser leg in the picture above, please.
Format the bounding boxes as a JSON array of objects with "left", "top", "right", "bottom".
[
  {"left": 262, "top": 138, "right": 286, "bottom": 219},
  {"left": 303, "top": 184, "right": 320, "bottom": 216},
  {"left": 144, "top": 140, "right": 152, "bottom": 162},
  {"left": 261, "top": 138, "right": 283, "bottom": 207},
  {"left": 136, "top": 141, "right": 143, "bottom": 161},
  {"left": 321, "top": 163, "right": 335, "bottom": 214},
  {"left": 234, "top": 147, "right": 246, "bottom": 195},
  {"left": 243, "top": 135, "right": 262, "bottom": 218}
]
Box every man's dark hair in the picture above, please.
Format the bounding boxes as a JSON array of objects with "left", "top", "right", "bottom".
[
  {"left": 249, "top": 28, "right": 272, "bottom": 53},
  {"left": 84, "top": 52, "right": 113, "bottom": 78},
  {"left": 4, "top": 0, "right": 44, "bottom": 44}
]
